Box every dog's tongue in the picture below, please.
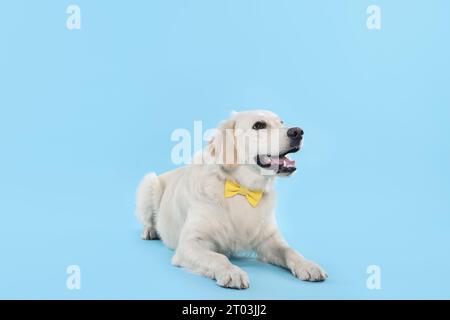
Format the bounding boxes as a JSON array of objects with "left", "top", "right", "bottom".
[{"left": 271, "top": 156, "right": 296, "bottom": 168}]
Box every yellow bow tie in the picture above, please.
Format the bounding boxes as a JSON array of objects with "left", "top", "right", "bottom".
[{"left": 224, "top": 179, "right": 264, "bottom": 207}]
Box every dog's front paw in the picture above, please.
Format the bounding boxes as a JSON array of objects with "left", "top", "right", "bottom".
[
  {"left": 216, "top": 266, "right": 250, "bottom": 289},
  {"left": 291, "top": 259, "right": 327, "bottom": 282}
]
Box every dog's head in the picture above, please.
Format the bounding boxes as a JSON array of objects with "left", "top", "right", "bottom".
[{"left": 207, "top": 110, "right": 303, "bottom": 177}]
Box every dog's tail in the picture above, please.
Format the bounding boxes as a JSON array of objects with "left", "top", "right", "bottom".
[{"left": 135, "top": 172, "right": 163, "bottom": 240}]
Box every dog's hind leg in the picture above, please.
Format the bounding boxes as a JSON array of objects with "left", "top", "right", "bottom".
[{"left": 135, "top": 172, "right": 162, "bottom": 240}]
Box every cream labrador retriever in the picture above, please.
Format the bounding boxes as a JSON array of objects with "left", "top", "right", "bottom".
[{"left": 136, "top": 110, "right": 327, "bottom": 289}]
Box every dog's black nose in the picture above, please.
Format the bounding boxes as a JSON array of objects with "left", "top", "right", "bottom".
[{"left": 287, "top": 127, "right": 303, "bottom": 140}]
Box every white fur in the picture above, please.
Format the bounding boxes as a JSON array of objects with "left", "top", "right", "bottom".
[{"left": 135, "top": 110, "right": 327, "bottom": 289}]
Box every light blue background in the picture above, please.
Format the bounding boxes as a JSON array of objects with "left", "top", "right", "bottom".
[{"left": 1, "top": 1, "right": 449, "bottom": 299}]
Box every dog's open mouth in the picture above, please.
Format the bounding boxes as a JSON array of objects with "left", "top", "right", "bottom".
[{"left": 256, "top": 146, "right": 300, "bottom": 174}]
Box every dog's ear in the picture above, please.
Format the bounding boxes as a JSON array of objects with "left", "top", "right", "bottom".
[{"left": 207, "top": 118, "right": 237, "bottom": 169}]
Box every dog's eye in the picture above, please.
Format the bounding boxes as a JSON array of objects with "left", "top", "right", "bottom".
[{"left": 252, "top": 121, "right": 267, "bottom": 130}]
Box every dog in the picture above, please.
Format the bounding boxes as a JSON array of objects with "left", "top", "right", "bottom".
[{"left": 136, "top": 110, "right": 327, "bottom": 289}]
